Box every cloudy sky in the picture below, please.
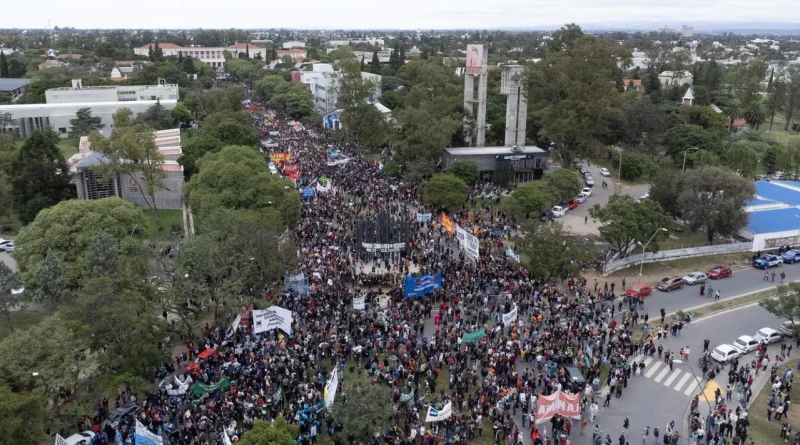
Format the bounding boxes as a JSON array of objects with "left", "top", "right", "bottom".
[{"left": 4, "top": 0, "right": 800, "bottom": 29}]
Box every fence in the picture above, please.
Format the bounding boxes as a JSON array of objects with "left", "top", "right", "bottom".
[{"left": 602, "top": 242, "right": 753, "bottom": 276}]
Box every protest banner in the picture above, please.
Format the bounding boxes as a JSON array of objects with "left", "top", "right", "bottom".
[
  {"left": 502, "top": 305, "right": 518, "bottom": 327},
  {"left": 461, "top": 329, "right": 486, "bottom": 343},
  {"left": 404, "top": 272, "right": 443, "bottom": 298},
  {"left": 252, "top": 306, "right": 293, "bottom": 334},
  {"left": 425, "top": 401, "right": 453, "bottom": 422},
  {"left": 535, "top": 391, "right": 582, "bottom": 424}
]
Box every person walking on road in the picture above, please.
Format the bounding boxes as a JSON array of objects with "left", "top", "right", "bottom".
[
  {"left": 781, "top": 271, "right": 786, "bottom": 283},
  {"left": 715, "top": 289, "right": 721, "bottom": 301},
  {"left": 704, "top": 338, "right": 710, "bottom": 353},
  {"left": 765, "top": 270, "right": 770, "bottom": 281},
  {"left": 653, "top": 427, "right": 660, "bottom": 445}
]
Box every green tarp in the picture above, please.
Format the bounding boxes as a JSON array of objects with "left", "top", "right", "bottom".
[
  {"left": 461, "top": 329, "right": 486, "bottom": 343},
  {"left": 192, "top": 377, "right": 231, "bottom": 395}
]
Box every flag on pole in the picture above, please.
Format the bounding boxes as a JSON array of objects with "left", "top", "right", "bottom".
[
  {"left": 425, "top": 401, "right": 453, "bottom": 422},
  {"left": 324, "top": 367, "right": 339, "bottom": 408},
  {"left": 223, "top": 430, "right": 233, "bottom": 445}
]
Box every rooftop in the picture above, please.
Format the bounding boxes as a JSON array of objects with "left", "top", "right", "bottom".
[
  {"left": 747, "top": 207, "right": 800, "bottom": 234},
  {"left": 445, "top": 146, "right": 547, "bottom": 156},
  {"left": 0, "top": 78, "right": 32, "bottom": 92}
]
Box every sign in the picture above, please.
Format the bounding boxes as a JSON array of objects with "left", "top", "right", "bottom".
[
  {"left": 284, "top": 164, "right": 301, "bottom": 181},
  {"left": 506, "top": 247, "right": 520, "bottom": 262},
  {"left": 495, "top": 153, "right": 537, "bottom": 161},
  {"left": 455, "top": 226, "right": 480, "bottom": 260},
  {"left": 327, "top": 157, "right": 351, "bottom": 166},
  {"left": 461, "top": 329, "right": 486, "bottom": 343},
  {"left": 324, "top": 368, "right": 339, "bottom": 408},
  {"left": 302, "top": 187, "right": 316, "bottom": 200},
  {"left": 425, "top": 402, "right": 453, "bottom": 422},
  {"left": 362, "top": 242, "right": 405, "bottom": 253},
  {"left": 316, "top": 180, "right": 332, "bottom": 193},
  {"left": 252, "top": 306, "right": 293, "bottom": 334},
  {"left": 416, "top": 213, "right": 432, "bottom": 222},
  {"left": 225, "top": 314, "right": 242, "bottom": 338},
  {"left": 135, "top": 420, "right": 164, "bottom": 445},
  {"left": 502, "top": 305, "right": 518, "bottom": 327},
  {"left": 353, "top": 296, "right": 365, "bottom": 310},
  {"left": 329, "top": 150, "right": 340, "bottom": 158},
  {"left": 192, "top": 376, "right": 231, "bottom": 395},
  {"left": 272, "top": 386, "right": 283, "bottom": 404},
  {"left": 441, "top": 213, "right": 454, "bottom": 235},
  {"left": 376, "top": 295, "right": 390, "bottom": 309},
  {"left": 534, "top": 391, "right": 582, "bottom": 424},
  {"left": 466, "top": 44, "right": 486, "bottom": 74},
  {"left": 272, "top": 153, "right": 293, "bottom": 163},
  {"left": 404, "top": 272, "right": 443, "bottom": 298},
  {"left": 764, "top": 235, "right": 800, "bottom": 249},
  {"left": 323, "top": 111, "right": 341, "bottom": 130}
]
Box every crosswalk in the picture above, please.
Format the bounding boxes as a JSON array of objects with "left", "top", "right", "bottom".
[{"left": 628, "top": 354, "right": 702, "bottom": 396}]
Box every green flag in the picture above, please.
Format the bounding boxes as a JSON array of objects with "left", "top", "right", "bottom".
[
  {"left": 192, "top": 377, "right": 231, "bottom": 395},
  {"left": 461, "top": 329, "right": 486, "bottom": 343},
  {"left": 399, "top": 389, "right": 415, "bottom": 405}
]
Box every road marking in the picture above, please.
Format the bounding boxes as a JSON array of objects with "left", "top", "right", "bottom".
[
  {"left": 702, "top": 379, "right": 721, "bottom": 402},
  {"left": 645, "top": 362, "right": 663, "bottom": 378},
  {"left": 654, "top": 367, "right": 671, "bottom": 383},
  {"left": 683, "top": 378, "right": 700, "bottom": 396},
  {"left": 663, "top": 369, "right": 682, "bottom": 386},
  {"left": 642, "top": 357, "right": 653, "bottom": 366},
  {"left": 673, "top": 373, "right": 692, "bottom": 392}
]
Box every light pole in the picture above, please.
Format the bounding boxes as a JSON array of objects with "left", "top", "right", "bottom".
[
  {"left": 682, "top": 147, "right": 699, "bottom": 172},
  {"left": 672, "top": 359, "right": 714, "bottom": 412},
  {"left": 617, "top": 149, "right": 623, "bottom": 183},
  {"left": 637, "top": 228, "right": 668, "bottom": 278}
]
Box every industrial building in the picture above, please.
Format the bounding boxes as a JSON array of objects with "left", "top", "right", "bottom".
[{"left": 443, "top": 146, "right": 549, "bottom": 184}]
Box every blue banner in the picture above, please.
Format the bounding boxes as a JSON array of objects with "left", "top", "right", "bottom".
[
  {"left": 329, "top": 150, "right": 340, "bottom": 159},
  {"left": 416, "top": 213, "right": 432, "bottom": 222},
  {"left": 302, "top": 187, "right": 316, "bottom": 200},
  {"left": 404, "top": 272, "right": 442, "bottom": 298},
  {"left": 506, "top": 247, "right": 520, "bottom": 262},
  {"left": 285, "top": 273, "right": 310, "bottom": 295}
]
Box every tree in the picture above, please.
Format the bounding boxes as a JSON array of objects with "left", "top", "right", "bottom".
[
  {"left": 590, "top": 196, "right": 672, "bottom": 256},
  {"left": 0, "top": 52, "right": 9, "bottom": 78},
  {"left": 341, "top": 103, "right": 388, "bottom": 151},
  {"left": 6, "top": 58, "right": 26, "bottom": 78},
  {"left": 544, "top": 168, "right": 583, "bottom": 203},
  {"left": 0, "top": 385, "right": 45, "bottom": 445},
  {"left": 677, "top": 166, "right": 755, "bottom": 243},
  {"left": 329, "top": 375, "right": 393, "bottom": 441},
  {"left": 720, "top": 98, "right": 745, "bottom": 132},
  {"left": 0, "top": 261, "right": 23, "bottom": 335},
  {"left": 723, "top": 141, "right": 760, "bottom": 178},
  {"left": 84, "top": 229, "right": 121, "bottom": 280},
  {"left": 68, "top": 107, "right": 105, "bottom": 138},
  {"left": 761, "top": 283, "right": 800, "bottom": 334},
  {"left": 0, "top": 173, "right": 12, "bottom": 222},
  {"left": 514, "top": 220, "right": 596, "bottom": 280},
  {"left": 89, "top": 108, "right": 168, "bottom": 231},
  {"left": 370, "top": 49, "right": 381, "bottom": 74},
  {"left": 660, "top": 124, "right": 723, "bottom": 159},
  {"left": 184, "top": 146, "right": 301, "bottom": 230},
  {"left": 619, "top": 151, "right": 653, "bottom": 180},
  {"left": 623, "top": 96, "right": 665, "bottom": 146},
  {"left": 135, "top": 101, "right": 178, "bottom": 130},
  {"left": 525, "top": 25, "right": 629, "bottom": 162},
  {"left": 202, "top": 111, "right": 259, "bottom": 147},
  {"left": 271, "top": 82, "right": 314, "bottom": 120},
  {"left": 783, "top": 67, "right": 800, "bottom": 132},
  {"left": 178, "top": 134, "right": 224, "bottom": 179},
  {"left": 35, "top": 248, "right": 67, "bottom": 306},
  {"left": 511, "top": 182, "right": 547, "bottom": 217},
  {"left": 448, "top": 160, "right": 479, "bottom": 184},
  {"left": 10, "top": 127, "right": 75, "bottom": 225},
  {"left": 239, "top": 418, "right": 298, "bottom": 445},
  {"left": 14, "top": 197, "right": 146, "bottom": 291},
  {"left": 744, "top": 101, "right": 767, "bottom": 130},
  {"left": 423, "top": 173, "right": 467, "bottom": 209},
  {"left": 171, "top": 103, "right": 192, "bottom": 124}
]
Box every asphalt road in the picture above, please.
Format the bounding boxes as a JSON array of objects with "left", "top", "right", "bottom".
[
  {"left": 559, "top": 163, "right": 616, "bottom": 236},
  {"left": 0, "top": 251, "right": 15, "bottom": 271},
  {"left": 578, "top": 304, "right": 784, "bottom": 445}
]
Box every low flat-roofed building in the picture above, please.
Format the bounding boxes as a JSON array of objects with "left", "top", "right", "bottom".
[
  {"left": 443, "top": 145, "right": 549, "bottom": 184},
  {"left": 0, "top": 78, "right": 32, "bottom": 102}
]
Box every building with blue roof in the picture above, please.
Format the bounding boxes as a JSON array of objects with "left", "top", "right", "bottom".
[{"left": 746, "top": 180, "right": 800, "bottom": 250}]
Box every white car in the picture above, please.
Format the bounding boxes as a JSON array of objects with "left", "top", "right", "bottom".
[
  {"left": 581, "top": 187, "right": 593, "bottom": 197},
  {"left": 64, "top": 431, "right": 96, "bottom": 445},
  {"left": 682, "top": 272, "right": 708, "bottom": 285},
  {"left": 585, "top": 176, "right": 595, "bottom": 187},
  {"left": 0, "top": 241, "right": 14, "bottom": 252},
  {"left": 575, "top": 193, "right": 589, "bottom": 203},
  {"left": 732, "top": 335, "right": 760, "bottom": 354},
  {"left": 599, "top": 167, "right": 611, "bottom": 177},
  {"left": 754, "top": 327, "right": 782, "bottom": 344},
  {"left": 710, "top": 344, "right": 741, "bottom": 363},
  {"left": 11, "top": 287, "right": 23, "bottom": 295},
  {"left": 268, "top": 163, "right": 278, "bottom": 175},
  {"left": 551, "top": 206, "right": 567, "bottom": 218}
]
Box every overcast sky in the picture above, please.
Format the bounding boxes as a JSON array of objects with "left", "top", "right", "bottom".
[{"left": 4, "top": 0, "right": 800, "bottom": 30}]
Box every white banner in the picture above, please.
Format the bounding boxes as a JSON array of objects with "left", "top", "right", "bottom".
[
  {"left": 325, "top": 367, "right": 339, "bottom": 408},
  {"left": 455, "top": 226, "right": 480, "bottom": 260},
  {"left": 502, "top": 305, "right": 518, "bottom": 327},
  {"left": 353, "top": 296, "right": 365, "bottom": 310},
  {"left": 327, "top": 157, "right": 351, "bottom": 166},
  {"left": 223, "top": 431, "right": 233, "bottom": 445},
  {"left": 362, "top": 242, "right": 405, "bottom": 253},
  {"left": 377, "top": 295, "right": 390, "bottom": 309},
  {"left": 316, "top": 181, "right": 332, "bottom": 193},
  {"left": 252, "top": 306, "right": 293, "bottom": 334},
  {"left": 425, "top": 401, "right": 453, "bottom": 422},
  {"left": 135, "top": 420, "right": 164, "bottom": 445},
  {"left": 225, "top": 314, "right": 242, "bottom": 338}
]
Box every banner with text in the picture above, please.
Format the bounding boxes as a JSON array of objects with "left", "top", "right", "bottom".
[
  {"left": 353, "top": 296, "right": 365, "bottom": 310},
  {"left": 455, "top": 226, "right": 480, "bottom": 260},
  {"left": 416, "top": 213, "right": 432, "bottom": 222},
  {"left": 535, "top": 391, "right": 582, "bottom": 424},
  {"left": 502, "top": 305, "right": 518, "bottom": 327},
  {"left": 252, "top": 306, "right": 293, "bottom": 334},
  {"left": 324, "top": 367, "right": 339, "bottom": 408},
  {"left": 135, "top": 420, "right": 164, "bottom": 445},
  {"left": 506, "top": 247, "right": 520, "bottom": 262},
  {"left": 461, "top": 329, "right": 486, "bottom": 343},
  {"left": 425, "top": 401, "right": 453, "bottom": 422},
  {"left": 404, "top": 272, "right": 443, "bottom": 298}
]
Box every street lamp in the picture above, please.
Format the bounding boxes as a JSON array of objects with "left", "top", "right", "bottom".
[
  {"left": 637, "top": 228, "right": 668, "bottom": 278},
  {"left": 682, "top": 147, "right": 699, "bottom": 172},
  {"left": 617, "top": 149, "right": 623, "bottom": 183},
  {"left": 672, "top": 359, "right": 714, "bottom": 413}
]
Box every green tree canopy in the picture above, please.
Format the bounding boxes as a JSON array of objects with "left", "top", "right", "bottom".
[
  {"left": 511, "top": 182, "right": 547, "bottom": 217},
  {"left": 178, "top": 134, "right": 225, "bottom": 179},
  {"left": 185, "top": 146, "right": 301, "bottom": 229},
  {"left": 238, "top": 418, "right": 298, "bottom": 445},
  {"left": 68, "top": 107, "right": 105, "bottom": 138},
  {"left": 515, "top": 220, "right": 596, "bottom": 280},
  {"left": 13, "top": 197, "right": 146, "bottom": 291},
  {"left": 619, "top": 151, "right": 654, "bottom": 180},
  {"left": 723, "top": 141, "right": 760, "bottom": 178},
  {"left": 329, "top": 374, "right": 394, "bottom": 441},
  {"left": 448, "top": 160, "right": 479, "bottom": 184},
  {"left": 544, "top": 168, "right": 583, "bottom": 203},
  {"left": 10, "top": 127, "right": 75, "bottom": 225},
  {"left": 0, "top": 385, "right": 45, "bottom": 445},
  {"left": 423, "top": 173, "right": 468, "bottom": 209},
  {"left": 761, "top": 283, "right": 800, "bottom": 334},
  {"left": 171, "top": 103, "right": 192, "bottom": 123},
  {"left": 589, "top": 195, "right": 672, "bottom": 256},
  {"left": 134, "top": 102, "right": 178, "bottom": 130},
  {"left": 0, "top": 260, "right": 23, "bottom": 335},
  {"left": 661, "top": 123, "right": 724, "bottom": 159}
]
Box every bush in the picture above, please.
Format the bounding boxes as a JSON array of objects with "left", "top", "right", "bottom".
[{"left": 619, "top": 151, "right": 654, "bottom": 180}]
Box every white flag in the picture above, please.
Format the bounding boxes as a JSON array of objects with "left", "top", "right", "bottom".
[
  {"left": 135, "top": 420, "right": 164, "bottom": 445},
  {"left": 425, "top": 401, "right": 453, "bottom": 422},
  {"left": 324, "top": 367, "right": 339, "bottom": 408},
  {"left": 55, "top": 434, "right": 68, "bottom": 445}
]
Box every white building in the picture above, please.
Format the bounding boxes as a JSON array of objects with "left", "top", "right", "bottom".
[
  {"left": 46, "top": 79, "right": 178, "bottom": 104},
  {"left": 659, "top": 70, "right": 693, "bottom": 87},
  {"left": 275, "top": 49, "right": 307, "bottom": 61},
  {"left": 353, "top": 50, "right": 392, "bottom": 63},
  {"left": 133, "top": 42, "right": 265, "bottom": 68},
  {"left": 682, "top": 25, "right": 694, "bottom": 38},
  {"left": 282, "top": 41, "right": 306, "bottom": 49},
  {"left": 298, "top": 63, "right": 382, "bottom": 114}
]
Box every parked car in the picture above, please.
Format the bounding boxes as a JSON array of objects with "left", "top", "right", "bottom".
[
  {"left": 64, "top": 431, "right": 96, "bottom": 445},
  {"left": 579, "top": 166, "right": 589, "bottom": 175},
  {"left": 753, "top": 254, "right": 783, "bottom": 269},
  {"left": 575, "top": 193, "right": 589, "bottom": 203},
  {"left": 639, "top": 193, "right": 650, "bottom": 200},
  {"left": 707, "top": 264, "right": 732, "bottom": 279},
  {"left": 780, "top": 319, "right": 800, "bottom": 336},
  {"left": 753, "top": 327, "right": 782, "bottom": 344},
  {"left": 551, "top": 206, "right": 567, "bottom": 218},
  {"left": 101, "top": 402, "right": 141, "bottom": 429},
  {"left": 539, "top": 211, "right": 554, "bottom": 222},
  {"left": 782, "top": 249, "right": 800, "bottom": 264},
  {"left": 585, "top": 175, "right": 595, "bottom": 187},
  {"left": 682, "top": 272, "right": 708, "bottom": 285},
  {"left": 657, "top": 276, "right": 684, "bottom": 292},
  {"left": 581, "top": 187, "right": 593, "bottom": 197},
  {"left": 599, "top": 167, "right": 610, "bottom": 177},
  {"left": 562, "top": 365, "right": 587, "bottom": 386},
  {"left": 732, "top": 335, "right": 760, "bottom": 354},
  {"left": 625, "top": 283, "right": 652, "bottom": 298},
  {"left": 711, "top": 344, "right": 741, "bottom": 363},
  {"left": 0, "top": 240, "right": 13, "bottom": 252},
  {"left": 568, "top": 199, "right": 579, "bottom": 210}
]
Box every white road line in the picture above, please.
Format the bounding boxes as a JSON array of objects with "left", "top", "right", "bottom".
[
  {"left": 643, "top": 357, "right": 653, "bottom": 366},
  {"left": 654, "top": 367, "right": 671, "bottom": 383},
  {"left": 633, "top": 354, "right": 644, "bottom": 362},
  {"left": 645, "top": 362, "right": 663, "bottom": 378},
  {"left": 673, "top": 373, "right": 692, "bottom": 392},
  {"left": 683, "top": 378, "right": 700, "bottom": 396},
  {"left": 663, "top": 369, "right": 682, "bottom": 386}
]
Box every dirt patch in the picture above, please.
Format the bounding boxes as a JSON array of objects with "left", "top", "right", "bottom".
[{"left": 583, "top": 252, "right": 754, "bottom": 285}]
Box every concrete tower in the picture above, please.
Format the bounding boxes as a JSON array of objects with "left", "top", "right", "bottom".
[
  {"left": 464, "top": 44, "right": 488, "bottom": 147},
  {"left": 500, "top": 65, "right": 527, "bottom": 147}
]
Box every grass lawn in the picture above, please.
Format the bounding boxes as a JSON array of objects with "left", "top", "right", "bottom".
[
  {"left": 747, "top": 359, "right": 799, "bottom": 445},
  {"left": 0, "top": 311, "right": 48, "bottom": 341},
  {"left": 142, "top": 209, "right": 184, "bottom": 241}
]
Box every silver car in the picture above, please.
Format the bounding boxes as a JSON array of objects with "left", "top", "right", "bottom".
[{"left": 682, "top": 272, "right": 708, "bottom": 285}]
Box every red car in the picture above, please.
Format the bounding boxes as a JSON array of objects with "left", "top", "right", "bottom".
[
  {"left": 568, "top": 199, "right": 579, "bottom": 210},
  {"left": 625, "top": 283, "right": 652, "bottom": 298},
  {"left": 707, "top": 264, "right": 732, "bottom": 279}
]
